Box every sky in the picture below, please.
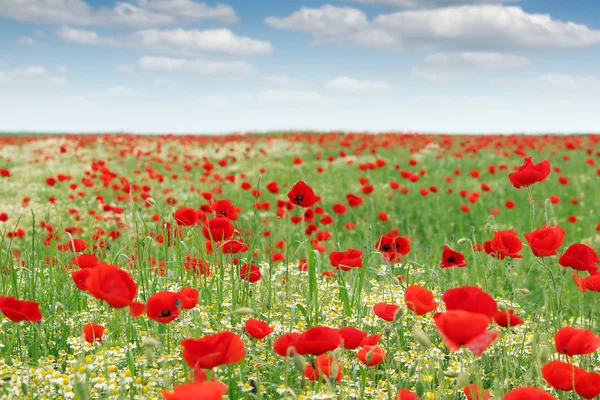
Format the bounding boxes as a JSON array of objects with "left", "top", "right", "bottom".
[{"left": 1, "top": 0, "right": 599, "bottom": 134}]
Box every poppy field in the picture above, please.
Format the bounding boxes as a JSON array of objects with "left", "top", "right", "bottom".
[{"left": 0, "top": 132, "right": 599, "bottom": 400}]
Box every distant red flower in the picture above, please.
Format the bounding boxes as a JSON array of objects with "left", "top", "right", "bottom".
[
  {"left": 433, "top": 310, "right": 498, "bottom": 356},
  {"left": 493, "top": 309, "right": 524, "bottom": 327},
  {"left": 174, "top": 207, "right": 199, "bottom": 226},
  {"left": 329, "top": 248, "right": 363, "bottom": 271},
  {"left": 239, "top": 263, "right": 261, "bottom": 283},
  {"left": 245, "top": 318, "right": 274, "bottom": 340},
  {"left": 560, "top": 244, "right": 599, "bottom": 274},
  {"left": 211, "top": 199, "right": 238, "bottom": 220},
  {"left": 332, "top": 203, "right": 347, "bottom": 214},
  {"left": 299, "top": 326, "right": 342, "bottom": 356},
  {"left": 508, "top": 157, "right": 551, "bottom": 188},
  {"left": 464, "top": 384, "right": 490, "bottom": 400},
  {"left": 404, "top": 285, "right": 438, "bottom": 315},
  {"left": 484, "top": 230, "right": 523, "bottom": 259},
  {"left": 0, "top": 296, "right": 43, "bottom": 322},
  {"left": 356, "top": 345, "right": 385, "bottom": 366},
  {"left": 202, "top": 218, "right": 234, "bottom": 242},
  {"left": 440, "top": 246, "right": 467, "bottom": 268},
  {"left": 373, "top": 303, "right": 400, "bottom": 322},
  {"left": 83, "top": 323, "right": 105, "bottom": 343},
  {"left": 346, "top": 193, "right": 363, "bottom": 207},
  {"left": 287, "top": 181, "right": 317, "bottom": 208},
  {"left": 181, "top": 331, "right": 245, "bottom": 369},
  {"left": 555, "top": 326, "right": 600, "bottom": 356},
  {"left": 395, "top": 389, "right": 420, "bottom": 400},
  {"left": 146, "top": 291, "right": 181, "bottom": 324}
]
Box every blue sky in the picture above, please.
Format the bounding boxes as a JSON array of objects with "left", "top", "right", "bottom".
[{"left": 1, "top": 0, "right": 599, "bottom": 133}]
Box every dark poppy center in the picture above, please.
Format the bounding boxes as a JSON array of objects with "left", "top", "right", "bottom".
[
  {"left": 382, "top": 244, "right": 391, "bottom": 252},
  {"left": 161, "top": 309, "right": 171, "bottom": 317},
  {"left": 447, "top": 256, "right": 456, "bottom": 263},
  {"left": 293, "top": 195, "right": 304, "bottom": 204},
  {"left": 219, "top": 210, "right": 228, "bottom": 217},
  {"left": 563, "top": 348, "right": 568, "bottom": 354}
]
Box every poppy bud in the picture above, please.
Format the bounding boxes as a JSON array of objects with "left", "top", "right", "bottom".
[
  {"left": 455, "top": 372, "right": 470, "bottom": 389},
  {"left": 443, "top": 370, "right": 458, "bottom": 378},
  {"left": 413, "top": 326, "right": 431, "bottom": 349},
  {"left": 393, "top": 307, "right": 403, "bottom": 321},
  {"left": 292, "top": 353, "right": 306, "bottom": 374},
  {"left": 143, "top": 337, "right": 160, "bottom": 348},
  {"left": 456, "top": 238, "right": 469, "bottom": 245},
  {"left": 484, "top": 223, "right": 493, "bottom": 233},
  {"left": 415, "top": 381, "right": 425, "bottom": 397},
  {"left": 147, "top": 198, "right": 157, "bottom": 207},
  {"left": 515, "top": 288, "right": 530, "bottom": 295},
  {"left": 232, "top": 307, "right": 254, "bottom": 316},
  {"left": 56, "top": 302, "right": 65, "bottom": 311},
  {"left": 365, "top": 348, "right": 374, "bottom": 364},
  {"left": 331, "top": 347, "right": 343, "bottom": 360},
  {"left": 497, "top": 301, "right": 508, "bottom": 311},
  {"left": 537, "top": 344, "right": 551, "bottom": 365}
]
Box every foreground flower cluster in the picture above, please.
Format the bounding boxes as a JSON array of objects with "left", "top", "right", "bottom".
[{"left": 0, "top": 133, "right": 599, "bottom": 399}]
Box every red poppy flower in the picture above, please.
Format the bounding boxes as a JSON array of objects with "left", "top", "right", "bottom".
[
  {"left": 146, "top": 291, "right": 182, "bottom": 324},
  {"left": 360, "top": 334, "right": 381, "bottom": 346},
  {"left": 245, "top": 318, "right": 274, "bottom": 340},
  {"left": 71, "top": 268, "right": 92, "bottom": 291},
  {"left": 404, "top": 285, "right": 438, "bottom": 315},
  {"left": 57, "top": 238, "right": 87, "bottom": 252},
  {"left": 573, "top": 273, "right": 600, "bottom": 293},
  {"left": 239, "top": 263, "right": 261, "bottom": 283},
  {"left": 346, "top": 193, "right": 363, "bottom": 207},
  {"left": 464, "top": 384, "right": 490, "bottom": 400},
  {"left": 202, "top": 218, "right": 234, "bottom": 242},
  {"left": 484, "top": 230, "right": 523, "bottom": 259},
  {"left": 559, "top": 244, "right": 599, "bottom": 275},
  {"left": 173, "top": 206, "right": 199, "bottom": 226},
  {"left": 299, "top": 326, "right": 342, "bottom": 356},
  {"left": 181, "top": 331, "right": 245, "bottom": 369},
  {"left": 338, "top": 327, "right": 367, "bottom": 350},
  {"left": 162, "top": 381, "right": 228, "bottom": 400},
  {"left": 304, "top": 355, "right": 342, "bottom": 382},
  {"left": 332, "top": 203, "right": 347, "bottom": 214},
  {"left": 395, "top": 389, "right": 420, "bottom": 400},
  {"left": 493, "top": 309, "right": 524, "bottom": 327},
  {"left": 177, "top": 287, "right": 198, "bottom": 309},
  {"left": 541, "top": 360, "right": 583, "bottom": 391},
  {"left": 83, "top": 323, "right": 105, "bottom": 343},
  {"left": 273, "top": 332, "right": 306, "bottom": 357},
  {"left": 555, "top": 326, "right": 600, "bottom": 356},
  {"left": 329, "top": 248, "right": 363, "bottom": 271},
  {"left": 524, "top": 224, "right": 566, "bottom": 257},
  {"left": 373, "top": 303, "right": 400, "bottom": 322},
  {"left": 440, "top": 246, "right": 467, "bottom": 268},
  {"left": 287, "top": 181, "right": 317, "bottom": 208},
  {"left": 356, "top": 345, "right": 385, "bottom": 366},
  {"left": 442, "top": 286, "right": 497, "bottom": 318},
  {"left": 0, "top": 296, "right": 43, "bottom": 322},
  {"left": 574, "top": 370, "right": 600, "bottom": 399},
  {"left": 85, "top": 263, "right": 138, "bottom": 308},
  {"left": 71, "top": 254, "right": 99, "bottom": 269},
  {"left": 508, "top": 157, "right": 551, "bottom": 188},
  {"left": 211, "top": 199, "right": 238, "bottom": 220},
  {"left": 503, "top": 387, "right": 556, "bottom": 399},
  {"left": 433, "top": 310, "right": 498, "bottom": 356},
  {"left": 266, "top": 181, "right": 279, "bottom": 194}
]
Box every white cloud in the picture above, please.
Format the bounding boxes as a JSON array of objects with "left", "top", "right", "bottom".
[
  {"left": 0, "top": 65, "right": 67, "bottom": 86},
  {"left": 0, "top": 0, "right": 238, "bottom": 28},
  {"left": 116, "top": 65, "right": 135, "bottom": 73},
  {"left": 15, "top": 36, "right": 37, "bottom": 46},
  {"left": 410, "top": 66, "right": 457, "bottom": 82},
  {"left": 345, "top": 0, "right": 520, "bottom": 8},
  {"left": 256, "top": 89, "right": 325, "bottom": 105},
  {"left": 138, "top": 55, "right": 253, "bottom": 75},
  {"left": 266, "top": 5, "right": 600, "bottom": 50},
  {"left": 537, "top": 74, "right": 600, "bottom": 87},
  {"left": 10, "top": 66, "right": 48, "bottom": 78},
  {"left": 326, "top": 77, "right": 391, "bottom": 93},
  {"left": 58, "top": 26, "right": 273, "bottom": 57},
  {"left": 58, "top": 25, "right": 106, "bottom": 45},
  {"left": 424, "top": 52, "right": 531, "bottom": 68},
  {"left": 56, "top": 65, "right": 69, "bottom": 73},
  {"left": 265, "top": 5, "right": 369, "bottom": 42},
  {"left": 131, "top": 28, "right": 273, "bottom": 56}
]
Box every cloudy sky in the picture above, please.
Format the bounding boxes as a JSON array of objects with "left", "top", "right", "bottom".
[{"left": 1, "top": 0, "right": 599, "bottom": 133}]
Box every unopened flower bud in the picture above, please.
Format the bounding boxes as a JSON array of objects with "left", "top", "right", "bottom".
[
  {"left": 231, "top": 307, "right": 254, "bottom": 316},
  {"left": 515, "top": 288, "right": 530, "bottom": 295},
  {"left": 415, "top": 381, "right": 425, "bottom": 397},
  {"left": 443, "top": 370, "right": 458, "bottom": 378},
  {"left": 537, "top": 345, "right": 551, "bottom": 366},
  {"left": 455, "top": 372, "right": 470, "bottom": 389},
  {"left": 143, "top": 337, "right": 160, "bottom": 348},
  {"left": 497, "top": 301, "right": 508, "bottom": 311},
  {"left": 56, "top": 302, "right": 65, "bottom": 311},
  {"left": 456, "top": 238, "right": 469, "bottom": 245},
  {"left": 292, "top": 353, "right": 306, "bottom": 374},
  {"left": 413, "top": 326, "right": 431, "bottom": 349},
  {"left": 393, "top": 307, "right": 403, "bottom": 321}
]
